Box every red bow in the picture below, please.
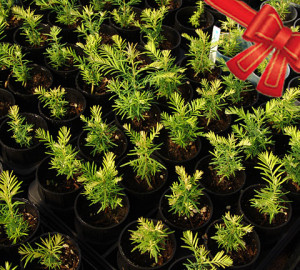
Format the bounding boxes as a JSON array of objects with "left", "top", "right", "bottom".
[{"left": 205, "top": 0, "right": 300, "bottom": 97}]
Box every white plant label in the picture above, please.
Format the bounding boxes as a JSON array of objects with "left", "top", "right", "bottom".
[{"left": 209, "top": 26, "right": 221, "bottom": 65}]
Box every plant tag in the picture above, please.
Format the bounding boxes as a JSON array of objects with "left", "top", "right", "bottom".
[{"left": 209, "top": 26, "right": 221, "bottom": 66}]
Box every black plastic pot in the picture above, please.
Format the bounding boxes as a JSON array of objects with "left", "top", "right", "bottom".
[
  {"left": 168, "top": 255, "right": 194, "bottom": 270},
  {"left": 13, "top": 23, "right": 51, "bottom": 65},
  {"left": 0, "top": 113, "right": 48, "bottom": 176},
  {"left": 7, "top": 64, "right": 53, "bottom": 114},
  {"left": 19, "top": 232, "right": 82, "bottom": 270},
  {"left": 117, "top": 219, "right": 177, "bottom": 270},
  {"left": 0, "top": 198, "right": 40, "bottom": 266},
  {"left": 238, "top": 184, "right": 293, "bottom": 243},
  {"left": 36, "top": 156, "right": 83, "bottom": 210},
  {"left": 0, "top": 88, "right": 15, "bottom": 125},
  {"left": 205, "top": 218, "right": 261, "bottom": 269},
  {"left": 74, "top": 193, "right": 130, "bottom": 246},
  {"left": 38, "top": 87, "right": 86, "bottom": 137}
]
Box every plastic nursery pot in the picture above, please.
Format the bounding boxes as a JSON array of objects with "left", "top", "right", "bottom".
[
  {"left": 117, "top": 219, "right": 177, "bottom": 270},
  {"left": 238, "top": 184, "right": 293, "bottom": 243},
  {"left": 13, "top": 24, "right": 51, "bottom": 65},
  {"left": 145, "top": 0, "right": 182, "bottom": 26},
  {"left": 204, "top": 218, "right": 261, "bottom": 270},
  {"left": 0, "top": 198, "right": 40, "bottom": 266},
  {"left": 157, "top": 188, "right": 213, "bottom": 236},
  {"left": 19, "top": 232, "right": 82, "bottom": 270},
  {"left": 194, "top": 155, "right": 246, "bottom": 208},
  {"left": 0, "top": 88, "right": 15, "bottom": 124},
  {"left": 260, "top": 1, "right": 298, "bottom": 27},
  {"left": 140, "top": 25, "right": 181, "bottom": 59},
  {"left": 74, "top": 193, "right": 130, "bottom": 246},
  {"left": 7, "top": 64, "right": 53, "bottom": 114},
  {"left": 77, "top": 128, "right": 128, "bottom": 165},
  {"left": 154, "top": 128, "right": 202, "bottom": 178},
  {"left": 117, "top": 154, "right": 168, "bottom": 214},
  {"left": 44, "top": 43, "right": 83, "bottom": 88},
  {"left": 168, "top": 255, "right": 195, "bottom": 270},
  {"left": 174, "top": 6, "right": 214, "bottom": 49},
  {"left": 36, "top": 156, "right": 83, "bottom": 211},
  {"left": 109, "top": 7, "right": 142, "bottom": 43},
  {"left": 75, "top": 72, "right": 114, "bottom": 117},
  {"left": 0, "top": 113, "right": 48, "bottom": 176},
  {"left": 38, "top": 87, "right": 86, "bottom": 137}
]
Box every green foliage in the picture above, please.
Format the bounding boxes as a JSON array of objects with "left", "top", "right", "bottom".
[
  {"left": 44, "top": 26, "right": 72, "bottom": 70},
  {"left": 75, "top": 6, "right": 107, "bottom": 40},
  {"left": 19, "top": 233, "right": 65, "bottom": 269},
  {"left": 35, "top": 126, "right": 81, "bottom": 180},
  {"left": 221, "top": 71, "right": 253, "bottom": 104},
  {"left": 182, "top": 29, "right": 215, "bottom": 76},
  {"left": 7, "top": 105, "right": 34, "bottom": 148},
  {"left": 181, "top": 230, "right": 233, "bottom": 270},
  {"left": 89, "top": 0, "right": 111, "bottom": 11},
  {"left": 145, "top": 40, "right": 186, "bottom": 99},
  {"left": 0, "top": 0, "right": 16, "bottom": 23},
  {"left": 189, "top": 0, "right": 205, "bottom": 28},
  {"left": 166, "top": 166, "right": 204, "bottom": 218},
  {"left": 34, "top": 86, "right": 69, "bottom": 119},
  {"left": 265, "top": 87, "right": 300, "bottom": 132},
  {"left": 35, "top": 0, "right": 79, "bottom": 27},
  {"left": 70, "top": 33, "right": 103, "bottom": 94},
  {"left": 218, "top": 17, "right": 245, "bottom": 57},
  {"left": 282, "top": 126, "right": 300, "bottom": 185},
  {"left": 2, "top": 44, "right": 31, "bottom": 86},
  {"left": 226, "top": 107, "right": 274, "bottom": 159},
  {"left": 135, "top": 7, "right": 167, "bottom": 47},
  {"left": 12, "top": 6, "right": 43, "bottom": 47},
  {"left": 268, "top": 0, "right": 290, "bottom": 20},
  {"left": 205, "top": 131, "right": 249, "bottom": 181},
  {"left": 154, "top": 0, "right": 171, "bottom": 7},
  {"left": 78, "top": 152, "right": 124, "bottom": 212},
  {"left": 211, "top": 212, "right": 253, "bottom": 253},
  {"left": 0, "top": 262, "right": 18, "bottom": 270},
  {"left": 161, "top": 92, "right": 205, "bottom": 148},
  {"left": 250, "top": 151, "right": 290, "bottom": 224},
  {"left": 129, "top": 217, "right": 172, "bottom": 264},
  {"left": 110, "top": 0, "right": 141, "bottom": 28},
  {"left": 0, "top": 170, "right": 29, "bottom": 244},
  {"left": 122, "top": 123, "right": 165, "bottom": 188},
  {"left": 197, "top": 79, "right": 234, "bottom": 125},
  {"left": 80, "top": 105, "right": 117, "bottom": 157}
]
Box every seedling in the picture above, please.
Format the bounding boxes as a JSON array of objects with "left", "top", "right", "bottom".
[
  {"left": 110, "top": 0, "right": 141, "bottom": 28},
  {"left": 154, "top": 0, "right": 171, "bottom": 8},
  {"left": 44, "top": 26, "right": 73, "bottom": 70},
  {"left": 7, "top": 105, "right": 33, "bottom": 148},
  {"left": 161, "top": 92, "right": 205, "bottom": 148},
  {"left": 189, "top": 0, "right": 205, "bottom": 28},
  {"left": 250, "top": 151, "right": 290, "bottom": 224},
  {"left": 89, "top": 0, "right": 111, "bottom": 11},
  {"left": 268, "top": 0, "right": 290, "bottom": 20},
  {"left": 122, "top": 123, "right": 165, "bottom": 189},
  {"left": 205, "top": 131, "right": 249, "bottom": 182},
  {"left": 197, "top": 79, "right": 234, "bottom": 125},
  {"left": 34, "top": 86, "right": 69, "bottom": 119},
  {"left": 12, "top": 6, "right": 44, "bottom": 47},
  {"left": 182, "top": 29, "right": 215, "bottom": 76},
  {"left": 35, "top": 126, "right": 81, "bottom": 180},
  {"left": 80, "top": 105, "right": 117, "bottom": 157},
  {"left": 19, "top": 233, "right": 65, "bottom": 269},
  {"left": 211, "top": 212, "right": 253, "bottom": 253},
  {"left": 129, "top": 217, "right": 173, "bottom": 264},
  {"left": 265, "top": 87, "right": 300, "bottom": 132},
  {"left": 135, "top": 7, "right": 167, "bottom": 47},
  {"left": 166, "top": 166, "right": 204, "bottom": 218},
  {"left": 78, "top": 152, "right": 124, "bottom": 212},
  {"left": 181, "top": 230, "right": 233, "bottom": 270},
  {"left": 0, "top": 170, "right": 30, "bottom": 244},
  {"left": 0, "top": 0, "right": 19, "bottom": 28},
  {"left": 282, "top": 126, "right": 300, "bottom": 185},
  {"left": 226, "top": 106, "right": 274, "bottom": 159},
  {"left": 0, "top": 262, "right": 17, "bottom": 270}
]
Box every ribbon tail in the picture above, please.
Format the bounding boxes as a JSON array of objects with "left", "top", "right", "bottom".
[
  {"left": 257, "top": 50, "right": 287, "bottom": 97},
  {"left": 226, "top": 43, "right": 273, "bottom": 80}
]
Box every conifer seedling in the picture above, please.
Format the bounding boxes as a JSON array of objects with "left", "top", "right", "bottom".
[{"left": 0, "top": 262, "right": 18, "bottom": 270}]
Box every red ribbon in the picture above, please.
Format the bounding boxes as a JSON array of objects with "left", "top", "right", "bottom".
[{"left": 205, "top": 0, "right": 300, "bottom": 97}]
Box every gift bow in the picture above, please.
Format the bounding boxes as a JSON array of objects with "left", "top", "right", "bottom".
[{"left": 205, "top": 0, "right": 300, "bottom": 97}]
